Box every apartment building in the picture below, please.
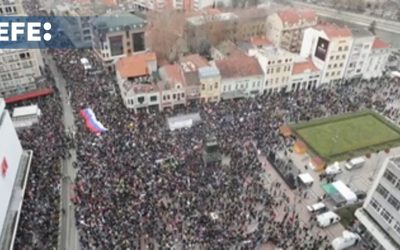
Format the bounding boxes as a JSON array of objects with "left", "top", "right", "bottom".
[
  {"left": 115, "top": 52, "right": 159, "bottom": 112},
  {"left": 234, "top": 8, "right": 269, "bottom": 41},
  {"left": 185, "top": 12, "right": 239, "bottom": 51},
  {"left": 0, "top": 0, "right": 23, "bottom": 15},
  {"left": 215, "top": 54, "right": 264, "bottom": 99},
  {"left": 180, "top": 54, "right": 208, "bottom": 101},
  {"left": 301, "top": 23, "right": 353, "bottom": 86},
  {"left": 266, "top": 9, "right": 317, "bottom": 53},
  {"left": 355, "top": 155, "right": 400, "bottom": 250},
  {"left": 91, "top": 12, "right": 147, "bottom": 71},
  {"left": 344, "top": 29, "right": 375, "bottom": 80},
  {"left": 126, "top": 0, "right": 213, "bottom": 12},
  {"left": 0, "top": 0, "right": 44, "bottom": 98},
  {"left": 290, "top": 58, "right": 320, "bottom": 91},
  {"left": 363, "top": 37, "right": 391, "bottom": 79},
  {"left": 249, "top": 46, "right": 296, "bottom": 94},
  {"left": 158, "top": 64, "right": 187, "bottom": 110},
  {"left": 198, "top": 65, "right": 221, "bottom": 103}
]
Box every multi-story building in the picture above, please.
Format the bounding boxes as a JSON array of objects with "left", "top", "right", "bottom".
[
  {"left": 249, "top": 46, "right": 296, "bottom": 94},
  {"left": 355, "top": 155, "right": 400, "bottom": 250},
  {"left": 363, "top": 37, "right": 391, "bottom": 79},
  {"left": 198, "top": 65, "right": 221, "bottom": 103},
  {"left": 215, "top": 54, "right": 264, "bottom": 99},
  {"left": 0, "top": 0, "right": 23, "bottom": 15},
  {"left": 179, "top": 54, "right": 208, "bottom": 102},
  {"left": 0, "top": 98, "right": 33, "bottom": 250},
  {"left": 185, "top": 12, "right": 238, "bottom": 52},
  {"left": 125, "top": 0, "right": 213, "bottom": 12},
  {"left": 158, "top": 64, "right": 187, "bottom": 110},
  {"left": 234, "top": 8, "right": 269, "bottom": 41},
  {"left": 0, "top": 0, "right": 44, "bottom": 98},
  {"left": 290, "top": 58, "right": 320, "bottom": 91},
  {"left": 54, "top": 4, "right": 106, "bottom": 48},
  {"left": 115, "top": 52, "right": 160, "bottom": 112},
  {"left": 266, "top": 9, "right": 317, "bottom": 53},
  {"left": 91, "top": 12, "right": 147, "bottom": 71},
  {"left": 301, "top": 23, "right": 353, "bottom": 86},
  {"left": 344, "top": 28, "right": 375, "bottom": 80}
]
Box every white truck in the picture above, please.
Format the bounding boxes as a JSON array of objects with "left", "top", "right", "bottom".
[
  {"left": 316, "top": 211, "right": 340, "bottom": 228},
  {"left": 331, "top": 230, "right": 360, "bottom": 250},
  {"left": 345, "top": 157, "right": 365, "bottom": 170}
]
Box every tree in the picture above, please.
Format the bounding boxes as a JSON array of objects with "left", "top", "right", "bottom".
[
  {"left": 368, "top": 20, "right": 377, "bottom": 35},
  {"left": 147, "top": 10, "right": 187, "bottom": 63}
]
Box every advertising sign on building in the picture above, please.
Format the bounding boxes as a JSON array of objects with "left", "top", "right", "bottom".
[{"left": 315, "top": 37, "right": 329, "bottom": 61}]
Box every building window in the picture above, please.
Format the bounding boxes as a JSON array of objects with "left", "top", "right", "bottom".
[
  {"left": 384, "top": 169, "right": 398, "bottom": 185},
  {"left": 214, "top": 82, "right": 218, "bottom": 89},
  {"left": 342, "top": 55, "right": 346, "bottom": 59},
  {"left": 336, "top": 55, "right": 340, "bottom": 60},
  {"left": 338, "top": 46, "right": 342, "bottom": 51},
  {"left": 388, "top": 195, "right": 400, "bottom": 211},
  {"left": 181, "top": 93, "right": 185, "bottom": 98},
  {"left": 370, "top": 198, "right": 381, "bottom": 212},
  {"left": 344, "top": 46, "right": 349, "bottom": 51},
  {"left": 173, "top": 94, "right": 176, "bottom": 99},
  {"left": 394, "top": 221, "right": 400, "bottom": 235},
  {"left": 150, "top": 96, "right": 157, "bottom": 102},
  {"left": 137, "top": 96, "right": 145, "bottom": 104},
  {"left": 330, "top": 56, "right": 334, "bottom": 60},
  {"left": 202, "top": 84, "right": 205, "bottom": 90},
  {"left": 380, "top": 208, "right": 393, "bottom": 224},
  {"left": 276, "top": 67, "right": 281, "bottom": 73},
  {"left": 376, "top": 184, "right": 389, "bottom": 198}
]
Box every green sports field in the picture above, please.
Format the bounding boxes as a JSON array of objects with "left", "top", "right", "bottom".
[{"left": 290, "top": 110, "right": 400, "bottom": 163}]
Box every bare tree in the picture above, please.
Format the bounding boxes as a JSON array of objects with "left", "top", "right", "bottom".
[{"left": 147, "top": 10, "right": 187, "bottom": 63}]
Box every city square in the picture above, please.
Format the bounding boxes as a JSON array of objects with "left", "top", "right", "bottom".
[{"left": 0, "top": 0, "right": 400, "bottom": 250}]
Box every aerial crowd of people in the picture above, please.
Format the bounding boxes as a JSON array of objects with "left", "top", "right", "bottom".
[{"left": 11, "top": 0, "right": 400, "bottom": 249}]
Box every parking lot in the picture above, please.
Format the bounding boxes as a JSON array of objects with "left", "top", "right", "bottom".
[{"left": 274, "top": 146, "right": 400, "bottom": 241}]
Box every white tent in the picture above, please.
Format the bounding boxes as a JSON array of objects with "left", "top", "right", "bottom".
[
  {"left": 167, "top": 113, "right": 201, "bottom": 131},
  {"left": 332, "top": 181, "right": 357, "bottom": 204}
]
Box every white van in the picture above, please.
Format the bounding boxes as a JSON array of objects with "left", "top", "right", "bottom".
[
  {"left": 316, "top": 211, "right": 340, "bottom": 228},
  {"left": 331, "top": 230, "right": 360, "bottom": 250},
  {"left": 345, "top": 157, "right": 365, "bottom": 170},
  {"left": 325, "top": 162, "right": 342, "bottom": 175},
  {"left": 306, "top": 202, "right": 328, "bottom": 214}
]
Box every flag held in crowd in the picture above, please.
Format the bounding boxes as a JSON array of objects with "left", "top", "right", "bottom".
[{"left": 80, "top": 108, "right": 107, "bottom": 133}]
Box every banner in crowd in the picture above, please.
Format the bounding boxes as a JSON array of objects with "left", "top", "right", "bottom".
[{"left": 80, "top": 108, "right": 107, "bottom": 133}]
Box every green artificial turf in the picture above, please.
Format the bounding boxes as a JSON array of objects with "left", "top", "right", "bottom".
[{"left": 290, "top": 110, "right": 400, "bottom": 163}]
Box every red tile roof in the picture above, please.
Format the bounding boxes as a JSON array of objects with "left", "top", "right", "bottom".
[
  {"left": 180, "top": 54, "right": 209, "bottom": 68},
  {"left": 116, "top": 52, "right": 157, "bottom": 78},
  {"left": 315, "top": 24, "right": 352, "bottom": 39},
  {"left": 372, "top": 37, "right": 390, "bottom": 49},
  {"left": 250, "top": 36, "right": 272, "bottom": 47},
  {"left": 278, "top": 8, "right": 316, "bottom": 24},
  {"left": 215, "top": 54, "right": 263, "bottom": 79},
  {"left": 161, "top": 64, "right": 186, "bottom": 87},
  {"left": 5, "top": 88, "right": 53, "bottom": 104},
  {"left": 292, "top": 59, "right": 319, "bottom": 75}
]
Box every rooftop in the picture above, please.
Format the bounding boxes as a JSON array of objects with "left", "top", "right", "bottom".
[
  {"left": 215, "top": 54, "right": 263, "bottom": 79},
  {"left": 198, "top": 66, "right": 220, "bottom": 78},
  {"left": 180, "top": 54, "right": 209, "bottom": 69},
  {"left": 159, "top": 64, "right": 186, "bottom": 87},
  {"left": 278, "top": 8, "right": 316, "bottom": 24},
  {"left": 292, "top": 59, "right": 319, "bottom": 75},
  {"left": 92, "top": 11, "right": 146, "bottom": 31},
  {"left": 116, "top": 52, "right": 157, "bottom": 79},
  {"left": 249, "top": 36, "right": 273, "bottom": 47},
  {"left": 187, "top": 12, "right": 238, "bottom": 26},
  {"left": 372, "top": 37, "right": 390, "bottom": 49},
  {"left": 315, "top": 23, "right": 352, "bottom": 39},
  {"left": 131, "top": 84, "right": 160, "bottom": 94}
]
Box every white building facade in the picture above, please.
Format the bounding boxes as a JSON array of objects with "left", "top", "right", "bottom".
[
  {"left": 249, "top": 46, "right": 296, "bottom": 94},
  {"left": 355, "top": 155, "right": 400, "bottom": 250},
  {"left": 363, "top": 38, "right": 391, "bottom": 80},
  {"left": 301, "top": 24, "right": 353, "bottom": 86},
  {"left": 344, "top": 29, "right": 375, "bottom": 80}
]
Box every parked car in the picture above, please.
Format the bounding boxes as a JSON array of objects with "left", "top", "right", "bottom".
[{"left": 306, "top": 202, "right": 329, "bottom": 214}]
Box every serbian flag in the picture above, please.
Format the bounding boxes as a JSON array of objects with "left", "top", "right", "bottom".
[
  {"left": 80, "top": 108, "right": 108, "bottom": 134},
  {"left": 1, "top": 158, "right": 8, "bottom": 177}
]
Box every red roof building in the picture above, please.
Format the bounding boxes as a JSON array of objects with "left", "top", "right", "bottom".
[
  {"left": 292, "top": 59, "right": 319, "bottom": 75},
  {"left": 372, "top": 37, "right": 390, "bottom": 49},
  {"left": 315, "top": 24, "right": 352, "bottom": 39}
]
